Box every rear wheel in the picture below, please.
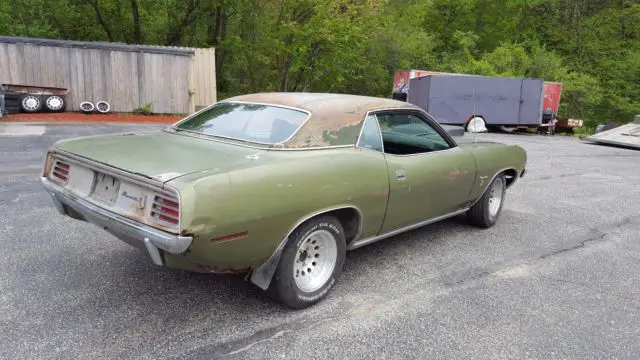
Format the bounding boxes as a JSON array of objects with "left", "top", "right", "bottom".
[
  {"left": 268, "top": 215, "right": 346, "bottom": 309},
  {"left": 467, "top": 173, "right": 506, "bottom": 228}
]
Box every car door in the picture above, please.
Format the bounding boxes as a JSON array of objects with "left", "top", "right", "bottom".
[{"left": 372, "top": 109, "right": 477, "bottom": 233}]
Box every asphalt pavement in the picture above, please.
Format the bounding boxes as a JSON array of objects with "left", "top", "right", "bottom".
[{"left": 1, "top": 123, "right": 639, "bottom": 360}]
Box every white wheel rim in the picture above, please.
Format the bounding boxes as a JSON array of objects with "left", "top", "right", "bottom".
[
  {"left": 80, "top": 102, "right": 94, "bottom": 112},
  {"left": 467, "top": 117, "right": 487, "bottom": 133},
  {"left": 46, "top": 96, "right": 63, "bottom": 110},
  {"left": 293, "top": 229, "right": 338, "bottom": 293},
  {"left": 22, "top": 96, "right": 40, "bottom": 110},
  {"left": 488, "top": 177, "right": 504, "bottom": 217},
  {"left": 96, "top": 101, "right": 110, "bottom": 113}
]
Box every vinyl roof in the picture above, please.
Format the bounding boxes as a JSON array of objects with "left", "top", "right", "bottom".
[
  {"left": 0, "top": 35, "right": 203, "bottom": 56},
  {"left": 223, "top": 92, "right": 420, "bottom": 148}
]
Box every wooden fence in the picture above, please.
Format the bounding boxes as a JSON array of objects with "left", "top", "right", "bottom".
[{"left": 0, "top": 38, "right": 216, "bottom": 114}]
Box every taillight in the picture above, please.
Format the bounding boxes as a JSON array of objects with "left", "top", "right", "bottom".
[
  {"left": 151, "top": 194, "right": 180, "bottom": 225},
  {"left": 51, "top": 159, "right": 70, "bottom": 184}
]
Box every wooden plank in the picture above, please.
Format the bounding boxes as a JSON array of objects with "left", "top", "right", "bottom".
[
  {"left": 197, "top": 49, "right": 207, "bottom": 106},
  {"left": 187, "top": 52, "right": 196, "bottom": 113},
  {"left": 174, "top": 56, "right": 189, "bottom": 113},
  {"left": 178, "top": 56, "right": 190, "bottom": 113},
  {"left": 0, "top": 44, "right": 10, "bottom": 84},
  {"left": 37, "top": 46, "right": 55, "bottom": 87},
  {"left": 89, "top": 49, "right": 104, "bottom": 103},
  {"left": 6, "top": 44, "right": 23, "bottom": 84},
  {"left": 201, "top": 49, "right": 210, "bottom": 105},
  {"left": 170, "top": 56, "right": 183, "bottom": 113},
  {"left": 130, "top": 52, "right": 140, "bottom": 111},
  {"left": 23, "top": 44, "right": 41, "bottom": 86},
  {"left": 102, "top": 50, "right": 112, "bottom": 105},
  {"left": 67, "top": 48, "right": 83, "bottom": 111},
  {"left": 140, "top": 53, "right": 155, "bottom": 111},
  {"left": 54, "top": 46, "right": 71, "bottom": 90},
  {"left": 154, "top": 54, "right": 165, "bottom": 113},
  {"left": 81, "top": 49, "right": 93, "bottom": 103},
  {"left": 108, "top": 51, "right": 123, "bottom": 112},
  {"left": 109, "top": 50, "right": 136, "bottom": 112}
]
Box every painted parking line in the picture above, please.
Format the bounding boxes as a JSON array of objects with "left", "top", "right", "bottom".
[{"left": 0, "top": 124, "right": 46, "bottom": 136}]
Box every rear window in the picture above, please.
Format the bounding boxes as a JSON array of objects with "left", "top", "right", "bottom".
[{"left": 174, "top": 102, "right": 309, "bottom": 144}]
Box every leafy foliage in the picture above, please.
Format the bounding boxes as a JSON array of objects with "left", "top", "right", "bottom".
[{"left": 1, "top": 0, "right": 638, "bottom": 125}]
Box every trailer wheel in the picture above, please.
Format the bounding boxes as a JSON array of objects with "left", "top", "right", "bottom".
[
  {"left": 466, "top": 116, "right": 487, "bottom": 133},
  {"left": 20, "top": 95, "right": 44, "bottom": 113},
  {"left": 44, "top": 95, "right": 66, "bottom": 112}
]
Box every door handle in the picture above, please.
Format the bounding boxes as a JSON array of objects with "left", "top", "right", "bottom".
[{"left": 396, "top": 169, "right": 407, "bottom": 181}]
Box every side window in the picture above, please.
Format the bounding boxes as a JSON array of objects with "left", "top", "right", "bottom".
[
  {"left": 357, "top": 114, "right": 384, "bottom": 152},
  {"left": 377, "top": 113, "right": 452, "bottom": 155}
]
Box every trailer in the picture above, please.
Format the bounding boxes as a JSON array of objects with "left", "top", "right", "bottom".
[
  {"left": 392, "top": 69, "right": 566, "bottom": 133},
  {"left": 1, "top": 83, "right": 69, "bottom": 114}
]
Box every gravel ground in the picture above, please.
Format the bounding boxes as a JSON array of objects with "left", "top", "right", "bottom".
[{"left": 1, "top": 123, "right": 639, "bottom": 360}]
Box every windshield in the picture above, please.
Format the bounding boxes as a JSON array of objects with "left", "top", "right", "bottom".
[{"left": 173, "top": 102, "right": 310, "bottom": 144}]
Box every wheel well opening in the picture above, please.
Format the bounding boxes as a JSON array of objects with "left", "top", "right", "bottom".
[
  {"left": 503, "top": 169, "right": 518, "bottom": 188},
  {"left": 466, "top": 115, "right": 484, "bottom": 123},
  {"left": 325, "top": 208, "right": 361, "bottom": 245}
]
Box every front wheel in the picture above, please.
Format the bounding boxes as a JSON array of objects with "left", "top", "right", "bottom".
[
  {"left": 268, "top": 215, "right": 346, "bottom": 309},
  {"left": 467, "top": 173, "right": 506, "bottom": 228}
]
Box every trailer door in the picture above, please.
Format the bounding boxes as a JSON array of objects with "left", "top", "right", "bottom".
[
  {"left": 473, "top": 77, "right": 522, "bottom": 126},
  {"left": 518, "top": 79, "right": 544, "bottom": 125},
  {"left": 411, "top": 75, "right": 475, "bottom": 125}
]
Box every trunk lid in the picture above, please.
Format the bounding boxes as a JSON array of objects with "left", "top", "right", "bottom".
[{"left": 53, "top": 129, "right": 265, "bottom": 182}]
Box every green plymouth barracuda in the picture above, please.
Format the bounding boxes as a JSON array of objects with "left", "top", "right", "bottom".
[{"left": 40, "top": 92, "right": 527, "bottom": 309}]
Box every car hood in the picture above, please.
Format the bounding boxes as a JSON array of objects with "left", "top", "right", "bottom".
[{"left": 53, "top": 129, "right": 266, "bottom": 183}]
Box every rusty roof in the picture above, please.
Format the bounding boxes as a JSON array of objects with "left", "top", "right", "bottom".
[{"left": 223, "top": 92, "right": 419, "bottom": 148}]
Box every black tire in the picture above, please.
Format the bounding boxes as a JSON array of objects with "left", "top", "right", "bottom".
[
  {"left": 4, "top": 106, "right": 21, "bottom": 114},
  {"left": 268, "top": 215, "right": 346, "bottom": 309},
  {"left": 19, "top": 95, "right": 44, "bottom": 113},
  {"left": 467, "top": 173, "right": 506, "bottom": 228},
  {"left": 4, "top": 98, "right": 19, "bottom": 107},
  {"left": 44, "top": 95, "right": 66, "bottom": 112}
]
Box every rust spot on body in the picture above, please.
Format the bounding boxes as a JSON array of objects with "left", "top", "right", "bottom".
[{"left": 197, "top": 264, "right": 250, "bottom": 274}]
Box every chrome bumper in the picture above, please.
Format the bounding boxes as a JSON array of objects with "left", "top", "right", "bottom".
[{"left": 40, "top": 177, "right": 192, "bottom": 266}]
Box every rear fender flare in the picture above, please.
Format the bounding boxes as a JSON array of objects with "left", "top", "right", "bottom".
[{"left": 249, "top": 205, "right": 363, "bottom": 290}]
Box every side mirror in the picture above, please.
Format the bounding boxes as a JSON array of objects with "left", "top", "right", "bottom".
[{"left": 440, "top": 124, "right": 465, "bottom": 137}]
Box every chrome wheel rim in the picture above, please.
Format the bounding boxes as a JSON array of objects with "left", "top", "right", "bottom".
[
  {"left": 46, "top": 96, "right": 63, "bottom": 110},
  {"left": 96, "top": 101, "right": 110, "bottom": 113},
  {"left": 293, "top": 229, "right": 337, "bottom": 293},
  {"left": 488, "top": 177, "right": 504, "bottom": 217},
  {"left": 80, "top": 102, "right": 94, "bottom": 112},
  {"left": 22, "top": 96, "right": 40, "bottom": 110}
]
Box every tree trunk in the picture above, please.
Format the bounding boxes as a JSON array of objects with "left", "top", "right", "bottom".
[
  {"left": 130, "top": 0, "right": 142, "bottom": 44},
  {"left": 85, "top": 0, "right": 114, "bottom": 42}
]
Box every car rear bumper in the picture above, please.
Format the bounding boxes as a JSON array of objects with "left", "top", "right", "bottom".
[{"left": 40, "top": 177, "right": 192, "bottom": 266}]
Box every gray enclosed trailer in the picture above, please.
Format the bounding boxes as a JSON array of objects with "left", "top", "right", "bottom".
[{"left": 405, "top": 74, "right": 545, "bottom": 131}]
